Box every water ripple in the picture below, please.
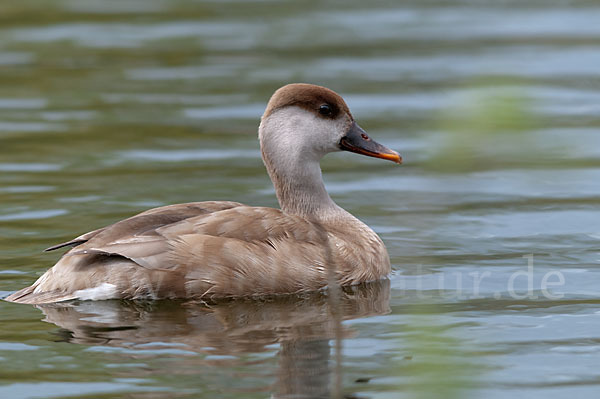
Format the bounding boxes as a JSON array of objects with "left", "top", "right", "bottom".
[
  {"left": 0, "top": 209, "right": 68, "bottom": 222},
  {"left": 11, "top": 21, "right": 263, "bottom": 48},
  {"left": 0, "top": 52, "right": 34, "bottom": 65},
  {"left": 183, "top": 104, "right": 264, "bottom": 119},
  {"left": 0, "top": 122, "right": 65, "bottom": 132},
  {"left": 120, "top": 149, "right": 260, "bottom": 162},
  {"left": 0, "top": 98, "right": 46, "bottom": 109},
  {"left": 0, "top": 163, "right": 63, "bottom": 172}
]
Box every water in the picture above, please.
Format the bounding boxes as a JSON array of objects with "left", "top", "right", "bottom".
[{"left": 1, "top": 0, "right": 599, "bottom": 398}]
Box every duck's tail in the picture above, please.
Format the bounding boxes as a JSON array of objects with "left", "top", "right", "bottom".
[{"left": 4, "top": 285, "right": 76, "bottom": 305}]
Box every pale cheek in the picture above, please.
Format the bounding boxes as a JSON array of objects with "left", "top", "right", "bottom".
[{"left": 262, "top": 107, "right": 346, "bottom": 156}]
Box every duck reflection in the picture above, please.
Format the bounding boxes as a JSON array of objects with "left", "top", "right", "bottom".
[{"left": 37, "top": 280, "right": 390, "bottom": 398}]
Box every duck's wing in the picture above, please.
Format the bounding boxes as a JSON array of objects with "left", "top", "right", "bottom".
[
  {"left": 44, "top": 201, "right": 245, "bottom": 253},
  {"left": 44, "top": 227, "right": 106, "bottom": 252},
  {"left": 64, "top": 205, "right": 335, "bottom": 296},
  {"left": 69, "top": 205, "right": 326, "bottom": 269}
]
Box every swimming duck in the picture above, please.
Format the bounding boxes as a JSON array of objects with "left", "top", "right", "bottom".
[{"left": 5, "top": 83, "right": 401, "bottom": 304}]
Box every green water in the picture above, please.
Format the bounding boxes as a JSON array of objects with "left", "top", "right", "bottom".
[{"left": 1, "top": 0, "right": 600, "bottom": 398}]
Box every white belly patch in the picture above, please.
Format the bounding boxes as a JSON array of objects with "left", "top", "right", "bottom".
[{"left": 73, "top": 283, "right": 118, "bottom": 301}]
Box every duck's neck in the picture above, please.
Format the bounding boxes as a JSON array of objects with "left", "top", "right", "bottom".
[
  {"left": 258, "top": 107, "right": 352, "bottom": 220},
  {"left": 262, "top": 150, "right": 343, "bottom": 219}
]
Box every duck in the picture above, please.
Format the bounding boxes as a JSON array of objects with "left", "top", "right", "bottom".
[{"left": 5, "top": 83, "right": 401, "bottom": 305}]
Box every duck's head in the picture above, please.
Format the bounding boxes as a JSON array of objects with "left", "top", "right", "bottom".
[{"left": 259, "top": 83, "right": 402, "bottom": 165}]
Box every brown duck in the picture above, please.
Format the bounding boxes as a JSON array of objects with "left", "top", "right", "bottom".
[{"left": 5, "top": 83, "right": 401, "bottom": 304}]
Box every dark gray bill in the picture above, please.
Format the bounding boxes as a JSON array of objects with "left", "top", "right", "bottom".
[{"left": 339, "top": 122, "right": 402, "bottom": 164}]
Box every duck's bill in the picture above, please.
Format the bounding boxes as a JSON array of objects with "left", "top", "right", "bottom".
[{"left": 339, "top": 122, "right": 402, "bottom": 164}]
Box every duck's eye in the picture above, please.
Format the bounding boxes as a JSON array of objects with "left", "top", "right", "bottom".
[{"left": 318, "top": 104, "right": 332, "bottom": 116}]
